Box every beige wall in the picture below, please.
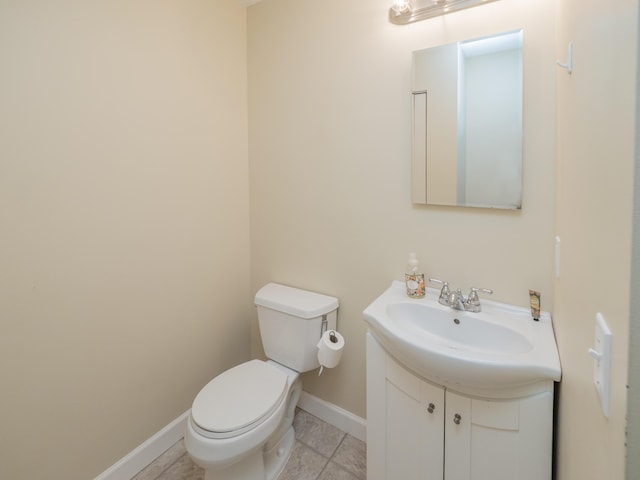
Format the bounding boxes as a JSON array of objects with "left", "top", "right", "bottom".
[
  {"left": 554, "top": 0, "right": 637, "bottom": 479},
  {"left": 248, "top": 0, "right": 557, "bottom": 419},
  {"left": 0, "top": 1, "right": 251, "bottom": 479},
  {"left": 1, "top": 0, "right": 635, "bottom": 479}
]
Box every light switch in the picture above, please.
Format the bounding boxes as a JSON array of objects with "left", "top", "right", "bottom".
[{"left": 588, "top": 313, "right": 612, "bottom": 417}]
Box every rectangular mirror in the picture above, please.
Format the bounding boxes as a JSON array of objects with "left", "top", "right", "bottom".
[{"left": 412, "top": 30, "right": 523, "bottom": 210}]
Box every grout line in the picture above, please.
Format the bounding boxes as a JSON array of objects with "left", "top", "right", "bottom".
[
  {"left": 316, "top": 460, "right": 330, "bottom": 480},
  {"left": 294, "top": 438, "right": 336, "bottom": 462},
  {"left": 141, "top": 410, "right": 363, "bottom": 480},
  {"left": 329, "top": 433, "right": 347, "bottom": 461},
  {"left": 309, "top": 432, "right": 351, "bottom": 480},
  {"left": 314, "top": 434, "right": 347, "bottom": 480}
]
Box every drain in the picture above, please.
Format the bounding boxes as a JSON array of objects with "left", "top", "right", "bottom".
[{"left": 453, "top": 318, "right": 461, "bottom": 325}]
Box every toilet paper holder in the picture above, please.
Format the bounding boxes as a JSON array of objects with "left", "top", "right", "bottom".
[
  {"left": 320, "top": 314, "right": 328, "bottom": 337},
  {"left": 317, "top": 325, "right": 345, "bottom": 375},
  {"left": 320, "top": 315, "right": 338, "bottom": 343}
]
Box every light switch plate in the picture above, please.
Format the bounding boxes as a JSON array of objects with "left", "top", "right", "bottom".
[{"left": 588, "top": 313, "right": 612, "bottom": 417}]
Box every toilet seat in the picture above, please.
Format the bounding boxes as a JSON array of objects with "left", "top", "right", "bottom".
[{"left": 191, "top": 360, "right": 288, "bottom": 439}]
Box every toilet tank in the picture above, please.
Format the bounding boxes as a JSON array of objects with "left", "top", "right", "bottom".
[{"left": 255, "top": 283, "right": 339, "bottom": 373}]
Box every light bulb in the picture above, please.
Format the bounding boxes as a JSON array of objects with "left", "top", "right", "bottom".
[{"left": 391, "top": 0, "right": 412, "bottom": 14}]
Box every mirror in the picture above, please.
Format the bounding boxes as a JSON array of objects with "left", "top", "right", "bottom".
[{"left": 411, "top": 30, "right": 523, "bottom": 210}]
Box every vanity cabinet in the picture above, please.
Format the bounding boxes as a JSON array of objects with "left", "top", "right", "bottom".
[
  {"left": 367, "top": 333, "right": 555, "bottom": 480},
  {"left": 383, "top": 351, "right": 445, "bottom": 479}
]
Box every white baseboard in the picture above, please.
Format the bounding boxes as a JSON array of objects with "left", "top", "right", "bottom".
[
  {"left": 95, "top": 391, "right": 366, "bottom": 480},
  {"left": 94, "top": 410, "right": 190, "bottom": 480},
  {"left": 297, "top": 391, "right": 367, "bottom": 443}
]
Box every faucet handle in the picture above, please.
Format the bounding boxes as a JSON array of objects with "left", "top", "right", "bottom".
[
  {"left": 469, "top": 287, "right": 493, "bottom": 296},
  {"left": 467, "top": 287, "right": 493, "bottom": 311},
  {"left": 429, "top": 278, "right": 451, "bottom": 306}
]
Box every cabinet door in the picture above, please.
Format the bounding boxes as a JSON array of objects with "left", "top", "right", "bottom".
[
  {"left": 386, "top": 355, "right": 445, "bottom": 479},
  {"left": 446, "top": 392, "right": 520, "bottom": 480},
  {"left": 444, "top": 391, "right": 553, "bottom": 480},
  {"left": 444, "top": 391, "right": 472, "bottom": 480}
]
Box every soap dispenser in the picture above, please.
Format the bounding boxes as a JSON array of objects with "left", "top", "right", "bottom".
[{"left": 405, "top": 253, "right": 425, "bottom": 298}]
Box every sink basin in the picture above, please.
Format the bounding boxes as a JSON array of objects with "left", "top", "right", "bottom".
[
  {"left": 387, "top": 302, "right": 533, "bottom": 355},
  {"left": 363, "top": 281, "right": 561, "bottom": 394}
]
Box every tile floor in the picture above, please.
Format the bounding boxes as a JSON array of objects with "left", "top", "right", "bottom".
[{"left": 132, "top": 408, "right": 366, "bottom": 480}]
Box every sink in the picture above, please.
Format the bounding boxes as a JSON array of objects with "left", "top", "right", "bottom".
[
  {"left": 386, "top": 302, "right": 533, "bottom": 355},
  {"left": 363, "top": 281, "right": 561, "bottom": 393}
]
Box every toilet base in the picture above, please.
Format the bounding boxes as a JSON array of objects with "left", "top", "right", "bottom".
[
  {"left": 264, "top": 425, "right": 295, "bottom": 480},
  {"left": 202, "top": 447, "right": 264, "bottom": 480},
  {"left": 189, "top": 365, "right": 302, "bottom": 480},
  {"left": 201, "top": 424, "right": 295, "bottom": 480}
]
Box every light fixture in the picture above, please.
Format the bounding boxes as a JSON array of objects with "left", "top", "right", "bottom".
[
  {"left": 391, "top": 0, "right": 413, "bottom": 14},
  {"left": 389, "top": 0, "right": 500, "bottom": 24}
]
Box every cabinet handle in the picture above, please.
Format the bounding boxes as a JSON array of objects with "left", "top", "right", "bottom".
[
  {"left": 427, "top": 403, "right": 435, "bottom": 414},
  {"left": 453, "top": 413, "right": 462, "bottom": 425}
]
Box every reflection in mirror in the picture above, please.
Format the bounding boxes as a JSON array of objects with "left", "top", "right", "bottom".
[{"left": 411, "top": 30, "right": 523, "bottom": 210}]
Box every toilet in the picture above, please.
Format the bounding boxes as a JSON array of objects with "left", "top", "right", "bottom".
[{"left": 185, "top": 283, "right": 339, "bottom": 480}]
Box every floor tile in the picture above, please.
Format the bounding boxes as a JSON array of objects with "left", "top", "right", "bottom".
[
  {"left": 331, "top": 435, "right": 366, "bottom": 480},
  {"left": 135, "top": 409, "right": 366, "bottom": 480},
  {"left": 132, "top": 440, "right": 188, "bottom": 480},
  {"left": 318, "top": 461, "right": 362, "bottom": 480},
  {"left": 277, "top": 441, "right": 329, "bottom": 480},
  {"left": 156, "top": 453, "right": 204, "bottom": 480},
  {"left": 293, "top": 409, "right": 346, "bottom": 458}
]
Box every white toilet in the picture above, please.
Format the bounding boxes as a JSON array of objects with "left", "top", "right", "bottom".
[{"left": 185, "top": 283, "right": 339, "bottom": 480}]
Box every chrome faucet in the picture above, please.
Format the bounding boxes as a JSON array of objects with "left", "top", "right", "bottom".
[
  {"left": 449, "top": 289, "right": 466, "bottom": 311},
  {"left": 429, "top": 279, "right": 493, "bottom": 312},
  {"left": 464, "top": 287, "right": 494, "bottom": 312},
  {"left": 429, "top": 278, "right": 451, "bottom": 306}
]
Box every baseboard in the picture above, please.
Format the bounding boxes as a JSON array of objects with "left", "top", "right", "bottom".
[
  {"left": 95, "top": 391, "right": 367, "bottom": 480},
  {"left": 297, "top": 391, "right": 367, "bottom": 443},
  {"left": 94, "top": 410, "right": 190, "bottom": 480}
]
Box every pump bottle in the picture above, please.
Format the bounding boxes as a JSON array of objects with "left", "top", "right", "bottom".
[{"left": 405, "top": 253, "right": 425, "bottom": 298}]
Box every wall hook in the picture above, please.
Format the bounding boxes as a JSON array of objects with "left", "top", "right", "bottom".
[{"left": 557, "top": 42, "right": 573, "bottom": 74}]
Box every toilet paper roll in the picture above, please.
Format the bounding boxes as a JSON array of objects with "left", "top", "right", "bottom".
[{"left": 317, "top": 330, "right": 345, "bottom": 370}]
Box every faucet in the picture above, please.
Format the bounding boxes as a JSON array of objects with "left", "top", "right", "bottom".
[
  {"left": 449, "top": 289, "right": 466, "bottom": 311},
  {"left": 429, "top": 279, "right": 493, "bottom": 312}
]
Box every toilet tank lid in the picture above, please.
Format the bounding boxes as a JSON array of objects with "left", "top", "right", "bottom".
[{"left": 255, "top": 283, "right": 339, "bottom": 319}]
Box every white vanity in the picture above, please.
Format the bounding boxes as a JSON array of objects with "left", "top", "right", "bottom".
[{"left": 364, "top": 281, "right": 561, "bottom": 480}]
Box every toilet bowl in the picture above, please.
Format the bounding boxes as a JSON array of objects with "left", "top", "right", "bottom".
[
  {"left": 185, "top": 283, "right": 339, "bottom": 480},
  {"left": 185, "top": 360, "right": 301, "bottom": 480}
]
